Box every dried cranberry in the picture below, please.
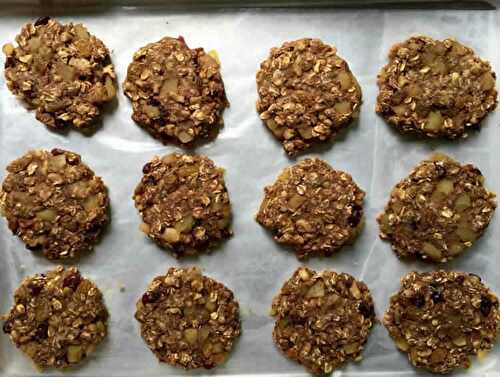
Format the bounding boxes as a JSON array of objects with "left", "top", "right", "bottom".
[
  {"left": 410, "top": 293, "right": 425, "bottom": 308},
  {"left": 358, "top": 302, "right": 374, "bottom": 318},
  {"left": 2, "top": 320, "right": 12, "bottom": 334},
  {"left": 34, "top": 322, "right": 48, "bottom": 340},
  {"left": 142, "top": 290, "right": 160, "bottom": 304},
  {"left": 63, "top": 271, "right": 81, "bottom": 291},
  {"left": 480, "top": 296, "right": 493, "bottom": 316},
  {"left": 142, "top": 162, "right": 153, "bottom": 174},
  {"left": 177, "top": 35, "right": 186, "bottom": 45},
  {"left": 30, "top": 282, "right": 44, "bottom": 296},
  {"left": 34, "top": 16, "right": 51, "bottom": 27},
  {"left": 348, "top": 205, "right": 363, "bottom": 227},
  {"left": 51, "top": 148, "right": 66, "bottom": 156}
]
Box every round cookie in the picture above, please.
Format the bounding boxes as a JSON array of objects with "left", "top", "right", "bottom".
[
  {"left": 2, "top": 17, "right": 116, "bottom": 129},
  {"left": 378, "top": 153, "right": 496, "bottom": 263},
  {"left": 271, "top": 267, "right": 375, "bottom": 374},
  {"left": 1, "top": 266, "right": 108, "bottom": 369},
  {"left": 376, "top": 36, "right": 497, "bottom": 138},
  {"left": 256, "top": 38, "right": 362, "bottom": 156},
  {"left": 0, "top": 148, "right": 109, "bottom": 260},
  {"left": 256, "top": 158, "right": 364, "bottom": 259},
  {"left": 123, "top": 36, "right": 228, "bottom": 146},
  {"left": 384, "top": 271, "right": 500, "bottom": 374},
  {"left": 135, "top": 267, "right": 241, "bottom": 369},
  {"left": 133, "top": 153, "right": 232, "bottom": 257}
]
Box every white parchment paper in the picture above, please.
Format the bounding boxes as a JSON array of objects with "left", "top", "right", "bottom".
[{"left": 0, "top": 5, "right": 500, "bottom": 377}]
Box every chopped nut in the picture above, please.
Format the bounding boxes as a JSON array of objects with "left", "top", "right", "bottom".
[
  {"left": 306, "top": 281, "right": 325, "bottom": 298},
  {"left": 162, "top": 228, "right": 180, "bottom": 243},
  {"left": 2, "top": 43, "right": 14, "bottom": 56},
  {"left": 36, "top": 209, "right": 57, "bottom": 222},
  {"left": 67, "top": 345, "right": 83, "bottom": 363}
]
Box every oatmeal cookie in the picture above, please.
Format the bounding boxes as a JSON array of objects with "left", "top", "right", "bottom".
[
  {"left": 256, "top": 158, "right": 364, "bottom": 259},
  {"left": 135, "top": 267, "right": 240, "bottom": 369},
  {"left": 123, "top": 36, "right": 228, "bottom": 146},
  {"left": 376, "top": 36, "right": 497, "bottom": 138},
  {"left": 0, "top": 148, "right": 109, "bottom": 260},
  {"left": 1, "top": 266, "right": 108, "bottom": 369},
  {"left": 256, "top": 38, "right": 362, "bottom": 156},
  {"left": 2, "top": 17, "right": 116, "bottom": 129},
  {"left": 271, "top": 267, "right": 375, "bottom": 374},
  {"left": 133, "top": 153, "right": 231, "bottom": 257},
  {"left": 378, "top": 153, "right": 496, "bottom": 263},
  {"left": 384, "top": 271, "right": 500, "bottom": 374}
]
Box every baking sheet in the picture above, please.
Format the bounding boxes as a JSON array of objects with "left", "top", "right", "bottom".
[{"left": 1, "top": 5, "right": 500, "bottom": 377}]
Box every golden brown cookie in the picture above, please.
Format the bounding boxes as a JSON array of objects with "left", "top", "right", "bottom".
[
  {"left": 256, "top": 158, "right": 364, "bottom": 259},
  {"left": 123, "top": 36, "right": 228, "bottom": 146},
  {"left": 3, "top": 17, "right": 116, "bottom": 129},
  {"left": 0, "top": 149, "right": 109, "bottom": 260},
  {"left": 133, "top": 153, "right": 232, "bottom": 257},
  {"left": 384, "top": 271, "right": 500, "bottom": 374},
  {"left": 376, "top": 36, "right": 497, "bottom": 138},
  {"left": 135, "top": 267, "right": 241, "bottom": 369},
  {"left": 271, "top": 267, "right": 375, "bottom": 374},
  {"left": 1, "top": 266, "right": 108, "bottom": 369},
  {"left": 256, "top": 38, "right": 362, "bottom": 156},
  {"left": 378, "top": 153, "right": 496, "bottom": 263}
]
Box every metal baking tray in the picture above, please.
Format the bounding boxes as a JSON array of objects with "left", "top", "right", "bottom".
[{"left": 1, "top": 1, "right": 499, "bottom": 376}]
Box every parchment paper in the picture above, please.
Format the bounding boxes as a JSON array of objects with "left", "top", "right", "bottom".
[{"left": 0, "top": 5, "right": 499, "bottom": 377}]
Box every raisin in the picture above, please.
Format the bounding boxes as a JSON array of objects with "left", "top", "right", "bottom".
[
  {"left": 63, "top": 271, "right": 81, "bottom": 291},
  {"left": 358, "top": 302, "right": 375, "bottom": 318},
  {"left": 142, "top": 162, "right": 153, "bottom": 174},
  {"left": 34, "top": 322, "right": 49, "bottom": 340},
  {"left": 471, "top": 167, "right": 483, "bottom": 176},
  {"left": 142, "top": 290, "right": 160, "bottom": 304},
  {"left": 149, "top": 98, "right": 161, "bottom": 107},
  {"left": 480, "top": 296, "right": 493, "bottom": 316},
  {"left": 410, "top": 293, "right": 425, "bottom": 308},
  {"left": 348, "top": 205, "right": 363, "bottom": 227},
  {"left": 434, "top": 163, "right": 447, "bottom": 178},
  {"left": 34, "top": 16, "right": 51, "bottom": 27},
  {"left": 5, "top": 57, "right": 15, "bottom": 69},
  {"left": 177, "top": 35, "right": 186, "bottom": 46},
  {"left": 430, "top": 283, "right": 444, "bottom": 304},
  {"left": 2, "top": 320, "right": 12, "bottom": 334}
]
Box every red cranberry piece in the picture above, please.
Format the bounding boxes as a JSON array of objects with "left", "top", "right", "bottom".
[{"left": 63, "top": 271, "right": 82, "bottom": 291}]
